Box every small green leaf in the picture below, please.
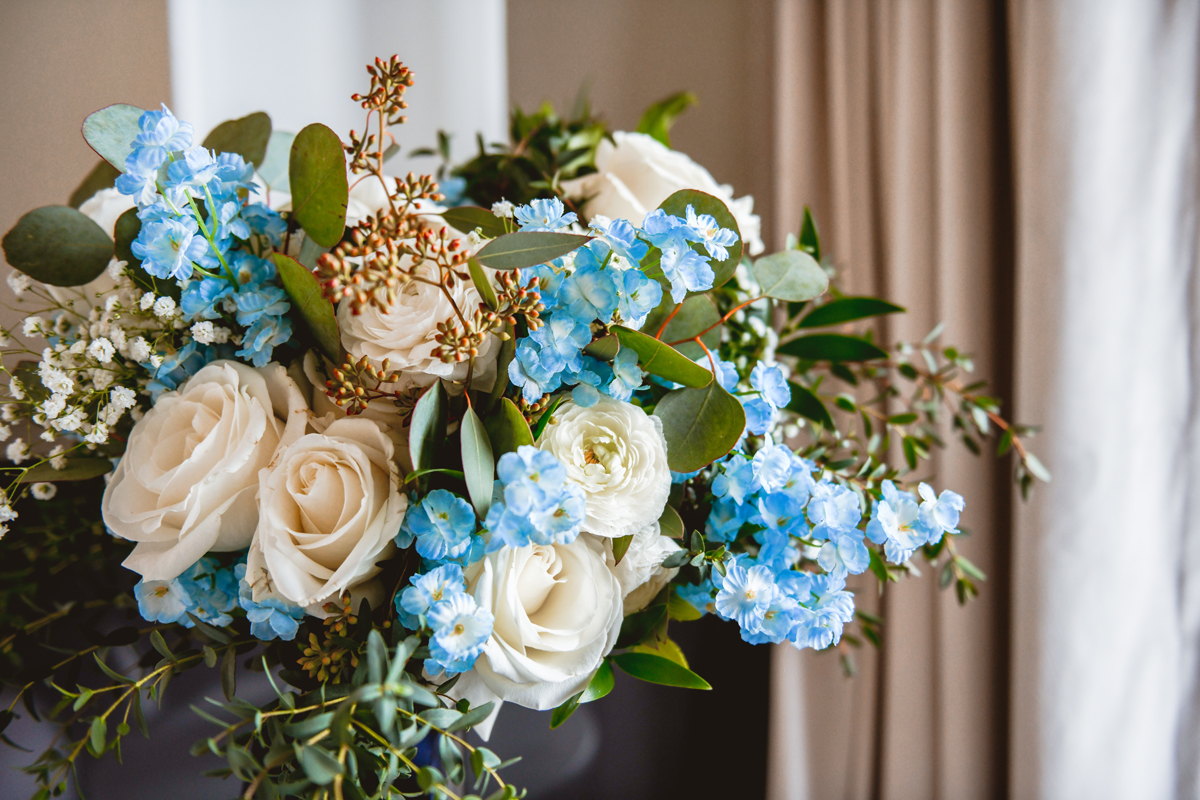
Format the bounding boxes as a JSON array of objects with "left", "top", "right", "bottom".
[
  {"left": 482, "top": 398, "right": 533, "bottom": 456},
  {"left": 580, "top": 659, "right": 615, "bottom": 704},
  {"left": 17, "top": 458, "right": 112, "bottom": 483},
  {"left": 611, "top": 325, "right": 712, "bottom": 388},
  {"left": 289, "top": 123, "right": 349, "bottom": 248},
  {"left": 258, "top": 131, "right": 295, "bottom": 192},
  {"left": 657, "top": 190, "right": 742, "bottom": 290},
  {"left": 2, "top": 206, "right": 113, "bottom": 287},
  {"left": 419, "top": 707, "right": 462, "bottom": 728},
  {"left": 93, "top": 654, "right": 133, "bottom": 684},
  {"left": 475, "top": 231, "right": 590, "bottom": 270},
  {"left": 82, "top": 104, "right": 145, "bottom": 171},
  {"left": 461, "top": 405, "right": 495, "bottom": 519},
  {"left": 532, "top": 396, "right": 563, "bottom": 441},
  {"left": 202, "top": 111, "right": 272, "bottom": 167},
  {"left": 444, "top": 701, "right": 494, "bottom": 733},
  {"left": 956, "top": 555, "right": 988, "bottom": 581},
  {"left": 799, "top": 297, "right": 905, "bottom": 328},
  {"left": 150, "top": 630, "right": 174, "bottom": 661},
  {"left": 635, "top": 91, "right": 698, "bottom": 148},
  {"left": 903, "top": 436, "right": 919, "bottom": 470},
  {"left": 583, "top": 333, "right": 620, "bottom": 361},
  {"left": 611, "top": 534, "right": 634, "bottom": 565},
  {"left": 273, "top": 253, "right": 340, "bottom": 363},
  {"left": 89, "top": 715, "right": 107, "bottom": 754},
  {"left": 653, "top": 382, "right": 745, "bottom": 472},
  {"left": 486, "top": 327, "right": 516, "bottom": 410},
  {"left": 467, "top": 257, "right": 498, "bottom": 311},
  {"left": 753, "top": 250, "right": 828, "bottom": 302},
  {"left": 550, "top": 692, "right": 583, "bottom": 730},
  {"left": 297, "top": 744, "right": 343, "bottom": 786},
  {"left": 69, "top": 160, "right": 121, "bottom": 208},
  {"left": 868, "top": 548, "right": 888, "bottom": 584},
  {"left": 611, "top": 652, "right": 711, "bottom": 690},
  {"left": 442, "top": 207, "right": 507, "bottom": 239},
  {"left": 1025, "top": 454, "right": 1052, "bottom": 482},
  {"left": 777, "top": 333, "right": 888, "bottom": 362},
  {"left": 185, "top": 612, "right": 232, "bottom": 645},
  {"left": 668, "top": 588, "right": 703, "bottom": 621},
  {"left": 409, "top": 382, "right": 448, "bottom": 473},
  {"left": 131, "top": 691, "right": 149, "bottom": 739},
  {"left": 657, "top": 504, "right": 684, "bottom": 538},
  {"left": 798, "top": 206, "right": 821, "bottom": 260},
  {"left": 221, "top": 647, "right": 236, "bottom": 701},
  {"left": 615, "top": 605, "right": 667, "bottom": 649},
  {"left": 785, "top": 382, "right": 834, "bottom": 429},
  {"left": 888, "top": 412, "right": 918, "bottom": 425}
]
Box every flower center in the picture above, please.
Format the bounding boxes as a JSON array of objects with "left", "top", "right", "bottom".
[
  {"left": 745, "top": 589, "right": 757, "bottom": 600},
  {"left": 583, "top": 448, "right": 600, "bottom": 465},
  {"left": 453, "top": 623, "right": 465, "bottom": 636}
]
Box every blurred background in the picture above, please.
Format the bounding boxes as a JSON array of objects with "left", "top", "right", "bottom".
[{"left": 2, "top": 0, "right": 1196, "bottom": 798}]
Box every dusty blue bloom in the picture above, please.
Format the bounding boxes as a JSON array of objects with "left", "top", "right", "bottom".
[
  {"left": 426, "top": 593, "right": 493, "bottom": 674},
  {"left": 715, "top": 563, "right": 779, "bottom": 630},
  {"left": 134, "top": 578, "right": 192, "bottom": 624},
  {"left": 684, "top": 204, "right": 739, "bottom": 261},
  {"left": 514, "top": 198, "right": 577, "bottom": 231},
  {"left": 400, "top": 490, "right": 476, "bottom": 562},
  {"left": 396, "top": 564, "right": 468, "bottom": 630},
  {"left": 131, "top": 216, "right": 210, "bottom": 280}
]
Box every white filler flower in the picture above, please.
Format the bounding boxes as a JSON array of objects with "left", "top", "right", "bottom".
[
  {"left": 537, "top": 397, "right": 671, "bottom": 539},
  {"left": 103, "top": 361, "right": 309, "bottom": 581}
]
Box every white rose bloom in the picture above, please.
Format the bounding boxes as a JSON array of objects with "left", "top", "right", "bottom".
[
  {"left": 452, "top": 536, "right": 625, "bottom": 713},
  {"left": 249, "top": 416, "right": 406, "bottom": 610},
  {"left": 562, "top": 131, "right": 764, "bottom": 256},
  {"left": 605, "top": 523, "right": 682, "bottom": 615},
  {"left": 537, "top": 397, "right": 671, "bottom": 539},
  {"left": 104, "top": 361, "right": 309, "bottom": 581},
  {"left": 337, "top": 259, "right": 501, "bottom": 394}
]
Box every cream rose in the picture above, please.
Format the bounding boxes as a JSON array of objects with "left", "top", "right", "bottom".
[
  {"left": 104, "top": 360, "right": 309, "bottom": 581},
  {"left": 607, "top": 522, "right": 682, "bottom": 615},
  {"left": 537, "top": 397, "right": 671, "bottom": 539},
  {"left": 452, "top": 536, "right": 624, "bottom": 711},
  {"left": 562, "top": 131, "right": 764, "bottom": 255},
  {"left": 250, "top": 416, "right": 406, "bottom": 609}
]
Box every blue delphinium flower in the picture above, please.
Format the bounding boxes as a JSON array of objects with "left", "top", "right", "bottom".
[
  {"left": 133, "top": 104, "right": 194, "bottom": 154},
  {"left": 178, "top": 558, "right": 239, "bottom": 627},
  {"left": 677, "top": 579, "right": 717, "bottom": 616},
  {"left": 483, "top": 446, "right": 586, "bottom": 551},
  {"left": 715, "top": 563, "right": 778, "bottom": 630},
  {"left": 398, "top": 490, "right": 476, "bottom": 561},
  {"left": 514, "top": 198, "right": 577, "bottom": 231},
  {"left": 590, "top": 216, "right": 650, "bottom": 265},
  {"left": 784, "top": 572, "right": 855, "bottom": 650},
  {"left": 916, "top": 483, "right": 965, "bottom": 543},
  {"left": 615, "top": 268, "right": 662, "bottom": 328},
  {"left": 684, "top": 204, "right": 739, "bottom": 261},
  {"left": 743, "top": 361, "right": 791, "bottom": 436},
  {"left": 396, "top": 564, "right": 468, "bottom": 630},
  {"left": 426, "top": 593, "right": 494, "bottom": 674},
  {"left": 642, "top": 209, "right": 716, "bottom": 302},
  {"left": 740, "top": 592, "right": 801, "bottom": 645},
  {"left": 131, "top": 217, "right": 209, "bottom": 280},
  {"left": 706, "top": 496, "right": 756, "bottom": 543},
  {"left": 806, "top": 482, "right": 862, "bottom": 539},
  {"left": 180, "top": 277, "right": 234, "bottom": 319},
  {"left": 134, "top": 577, "right": 192, "bottom": 624},
  {"left": 712, "top": 454, "right": 759, "bottom": 504},
  {"left": 607, "top": 349, "right": 643, "bottom": 401},
  {"left": 866, "top": 480, "right": 926, "bottom": 563},
  {"left": 234, "top": 283, "right": 290, "bottom": 326},
  {"left": 559, "top": 242, "right": 619, "bottom": 323},
  {"left": 236, "top": 314, "right": 292, "bottom": 368},
  {"left": 235, "top": 563, "right": 305, "bottom": 641}
]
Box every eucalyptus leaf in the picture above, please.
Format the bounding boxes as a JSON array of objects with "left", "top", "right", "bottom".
[
  {"left": 289, "top": 123, "right": 349, "bottom": 248},
  {"left": 657, "top": 189, "right": 742, "bottom": 290},
  {"left": 82, "top": 104, "right": 144, "bottom": 171},
  {"left": 69, "top": 160, "right": 121, "bottom": 208},
  {"left": 777, "top": 333, "right": 888, "bottom": 362},
  {"left": 442, "top": 207, "right": 507, "bottom": 238},
  {"left": 611, "top": 326, "right": 712, "bottom": 388},
  {"left": 485, "top": 329, "right": 515, "bottom": 410},
  {"left": 582, "top": 334, "right": 619, "bottom": 361},
  {"left": 611, "top": 534, "right": 634, "bottom": 565},
  {"left": 258, "top": 131, "right": 295, "bottom": 192},
  {"left": 653, "top": 382, "right": 745, "bottom": 472},
  {"left": 409, "top": 382, "right": 448, "bottom": 472},
  {"left": 444, "top": 701, "right": 494, "bottom": 733},
  {"left": 17, "top": 458, "right": 112, "bottom": 483},
  {"left": 482, "top": 398, "right": 533, "bottom": 456},
  {"left": 202, "top": 111, "right": 272, "bottom": 167},
  {"left": 611, "top": 652, "right": 711, "bottom": 690},
  {"left": 297, "top": 744, "right": 343, "bottom": 786},
  {"left": 273, "top": 253, "right": 340, "bottom": 362},
  {"left": 418, "top": 707, "right": 462, "bottom": 729},
  {"left": 658, "top": 504, "right": 684, "bottom": 539},
  {"left": 653, "top": 293, "right": 722, "bottom": 360},
  {"left": 89, "top": 716, "right": 107, "bottom": 754},
  {"left": 2, "top": 206, "right": 113, "bottom": 287},
  {"left": 468, "top": 257, "right": 498, "bottom": 310},
  {"left": 461, "top": 406, "right": 495, "bottom": 519},
  {"left": 786, "top": 382, "right": 834, "bottom": 429},
  {"left": 798, "top": 297, "right": 905, "bottom": 328},
  {"left": 220, "top": 646, "right": 237, "bottom": 701},
  {"left": 475, "top": 231, "right": 590, "bottom": 270},
  {"left": 752, "top": 249, "right": 828, "bottom": 302}
]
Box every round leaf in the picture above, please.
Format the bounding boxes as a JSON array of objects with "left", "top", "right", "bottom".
[
  {"left": 752, "top": 249, "right": 828, "bottom": 302},
  {"left": 2, "top": 206, "right": 113, "bottom": 287},
  {"left": 82, "top": 104, "right": 145, "bottom": 171},
  {"left": 289, "top": 123, "right": 349, "bottom": 248},
  {"left": 202, "top": 111, "right": 272, "bottom": 167},
  {"left": 258, "top": 131, "right": 295, "bottom": 192},
  {"left": 273, "top": 254, "right": 340, "bottom": 362},
  {"left": 475, "top": 231, "right": 591, "bottom": 270},
  {"left": 653, "top": 382, "right": 745, "bottom": 472},
  {"left": 657, "top": 189, "right": 742, "bottom": 290},
  {"left": 611, "top": 325, "right": 712, "bottom": 388}
]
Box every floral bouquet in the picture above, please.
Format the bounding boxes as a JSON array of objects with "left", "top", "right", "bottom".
[{"left": 0, "top": 56, "right": 1044, "bottom": 799}]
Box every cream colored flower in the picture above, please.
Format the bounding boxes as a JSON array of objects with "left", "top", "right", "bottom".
[{"left": 605, "top": 522, "right": 682, "bottom": 615}]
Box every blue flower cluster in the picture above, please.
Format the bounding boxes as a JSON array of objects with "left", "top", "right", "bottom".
[
  {"left": 234, "top": 563, "right": 306, "bottom": 641},
  {"left": 865, "top": 480, "right": 964, "bottom": 563},
  {"left": 506, "top": 198, "right": 737, "bottom": 406},
  {"left": 714, "top": 563, "right": 856, "bottom": 650},
  {"left": 134, "top": 557, "right": 239, "bottom": 628},
  {"left": 395, "top": 564, "right": 493, "bottom": 675},
  {"left": 709, "top": 357, "right": 791, "bottom": 436},
  {"left": 483, "top": 445, "right": 586, "bottom": 551},
  {"left": 395, "top": 489, "right": 482, "bottom": 563},
  {"left": 115, "top": 105, "right": 292, "bottom": 368}
]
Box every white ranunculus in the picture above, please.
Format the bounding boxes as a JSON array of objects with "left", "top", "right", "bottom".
[
  {"left": 606, "top": 522, "right": 682, "bottom": 615},
  {"left": 337, "top": 258, "right": 500, "bottom": 394},
  {"left": 562, "top": 131, "right": 764, "bottom": 256},
  {"left": 250, "top": 416, "right": 406, "bottom": 610},
  {"left": 452, "top": 536, "right": 625, "bottom": 712},
  {"left": 537, "top": 397, "right": 671, "bottom": 539},
  {"left": 104, "top": 361, "right": 309, "bottom": 581}
]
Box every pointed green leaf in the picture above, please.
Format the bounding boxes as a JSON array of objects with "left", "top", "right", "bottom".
[
  {"left": 580, "top": 658, "right": 615, "bottom": 704},
  {"left": 150, "top": 630, "right": 175, "bottom": 661},
  {"left": 611, "top": 325, "right": 712, "bottom": 388},
  {"left": 657, "top": 504, "right": 684, "bottom": 538},
  {"left": 69, "top": 160, "right": 121, "bottom": 208},
  {"left": 752, "top": 249, "right": 828, "bottom": 302},
  {"left": 785, "top": 382, "right": 834, "bottom": 429},
  {"left": 777, "top": 333, "right": 888, "bottom": 362},
  {"left": 475, "top": 231, "right": 590, "bottom": 270},
  {"left": 482, "top": 398, "right": 533, "bottom": 457},
  {"left": 442, "top": 207, "right": 507, "bottom": 239},
  {"left": 468, "top": 257, "right": 497, "bottom": 310},
  {"left": 444, "top": 701, "right": 494, "bottom": 733},
  {"left": 409, "top": 382, "right": 448, "bottom": 472},
  {"left": 615, "top": 605, "right": 667, "bottom": 649},
  {"left": 89, "top": 715, "right": 107, "bottom": 754},
  {"left": 2, "top": 206, "right": 113, "bottom": 287},
  {"left": 657, "top": 189, "right": 742, "bottom": 289},
  {"left": 202, "top": 111, "right": 272, "bottom": 167},
  {"left": 82, "top": 104, "right": 145, "bottom": 171},
  {"left": 653, "top": 382, "right": 745, "bottom": 472},
  {"left": 799, "top": 297, "right": 905, "bottom": 328},
  {"left": 636, "top": 91, "right": 698, "bottom": 148},
  {"left": 550, "top": 693, "right": 582, "bottom": 729},
  {"left": 221, "top": 647, "right": 237, "bottom": 701},
  {"left": 532, "top": 396, "right": 563, "bottom": 441},
  {"left": 273, "top": 253, "right": 340, "bottom": 363},
  {"left": 258, "top": 131, "right": 295, "bottom": 192},
  {"left": 93, "top": 654, "right": 133, "bottom": 684},
  {"left": 296, "top": 744, "right": 343, "bottom": 785},
  {"left": 611, "top": 534, "right": 634, "bottom": 565},
  {"left": 799, "top": 206, "right": 821, "bottom": 260},
  {"left": 461, "top": 406, "right": 495, "bottom": 519},
  {"left": 486, "top": 326, "right": 516, "bottom": 410},
  {"left": 668, "top": 588, "right": 703, "bottom": 621},
  {"left": 289, "top": 123, "right": 348, "bottom": 247},
  {"left": 17, "top": 458, "right": 112, "bottom": 483},
  {"left": 611, "top": 652, "right": 711, "bottom": 690},
  {"left": 583, "top": 333, "right": 620, "bottom": 361}
]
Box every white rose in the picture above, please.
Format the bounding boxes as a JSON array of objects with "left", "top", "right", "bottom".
[
  {"left": 104, "top": 360, "right": 309, "bottom": 581},
  {"left": 250, "top": 416, "right": 406, "bottom": 609},
  {"left": 562, "top": 131, "right": 764, "bottom": 256},
  {"left": 537, "top": 397, "right": 671, "bottom": 539},
  {"left": 337, "top": 258, "right": 501, "bottom": 394},
  {"left": 452, "top": 536, "right": 625, "bottom": 711},
  {"left": 606, "top": 522, "right": 682, "bottom": 615}
]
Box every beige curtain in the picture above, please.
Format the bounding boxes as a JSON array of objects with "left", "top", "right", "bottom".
[{"left": 767, "top": 1, "right": 1056, "bottom": 798}]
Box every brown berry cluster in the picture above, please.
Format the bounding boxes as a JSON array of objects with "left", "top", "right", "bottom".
[
  {"left": 297, "top": 591, "right": 362, "bottom": 684},
  {"left": 346, "top": 55, "right": 414, "bottom": 175},
  {"left": 432, "top": 271, "right": 546, "bottom": 364}
]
